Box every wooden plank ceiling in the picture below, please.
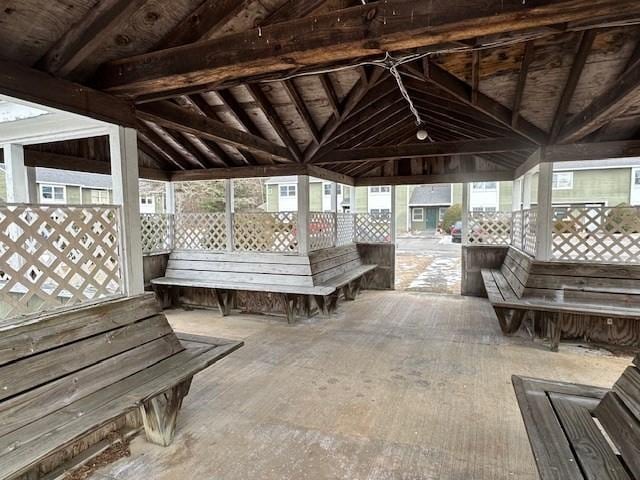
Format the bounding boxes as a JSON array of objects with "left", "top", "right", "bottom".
[{"left": 1, "top": 0, "right": 640, "bottom": 185}]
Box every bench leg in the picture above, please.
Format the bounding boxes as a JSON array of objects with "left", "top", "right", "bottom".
[
  {"left": 352, "top": 277, "right": 362, "bottom": 297},
  {"left": 495, "top": 308, "right": 525, "bottom": 335},
  {"left": 343, "top": 283, "right": 355, "bottom": 301},
  {"left": 314, "top": 295, "right": 328, "bottom": 315},
  {"left": 327, "top": 292, "right": 339, "bottom": 313},
  {"left": 549, "top": 312, "right": 562, "bottom": 352},
  {"left": 284, "top": 294, "right": 297, "bottom": 324},
  {"left": 139, "top": 377, "right": 192, "bottom": 447},
  {"left": 213, "top": 289, "right": 232, "bottom": 316}
]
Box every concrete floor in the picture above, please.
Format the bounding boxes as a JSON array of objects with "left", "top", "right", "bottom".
[{"left": 95, "top": 291, "right": 632, "bottom": 480}]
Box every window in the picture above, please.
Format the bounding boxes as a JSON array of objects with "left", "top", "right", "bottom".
[
  {"left": 634, "top": 169, "right": 640, "bottom": 186},
  {"left": 90, "top": 189, "right": 110, "bottom": 204},
  {"left": 472, "top": 182, "right": 497, "bottom": 192},
  {"left": 412, "top": 208, "right": 424, "bottom": 221},
  {"left": 472, "top": 206, "right": 496, "bottom": 213},
  {"left": 40, "top": 185, "right": 65, "bottom": 203},
  {"left": 140, "top": 196, "right": 154, "bottom": 205},
  {"left": 324, "top": 184, "right": 343, "bottom": 195},
  {"left": 370, "top": 208, "right": 390, "bottom": 215},
  {"left": 370, "top": 186, "right": 390, "bottom": 193},
  {"left": 279, "top": 185, "right": 296, "bottom": 197},
  {"left": 552, "top": 172, "right": 573, "bottom": 190}
]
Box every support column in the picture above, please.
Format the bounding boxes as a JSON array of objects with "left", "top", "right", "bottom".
[
  {"left": 297, "top": 175, "right": 309, "bottom": 255},
  {"left": 4, "top": 144, "right": 31, "bottom": 203},
  {"left": 349, "top": 186, "right": 356, "bottom": 213},
  {"left": 330, "top": 182, "right": 338, "bottom": 247},
  {"left": 535, "top": 162, "right": 553, "bottom": 261},
  {"left": 109, "top": 126, "right": 144, "bottom": 296},
  {"left": 390, "top": 185, "right": 397, "bottom": 244},
  {"left": 224, "top": 179, "right": 234, "bottom": 252},
  {"left": 462, "top": 183, "right": 470, "bottom": 245},
  {"left": 165, "top": 182, "right": 175, "bottom": 214}
]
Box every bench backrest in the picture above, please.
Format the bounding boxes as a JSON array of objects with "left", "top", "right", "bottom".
[
  {"left": 501, "top": 247, "right": 640, "bottom": 307},
  {"left": 0, "top": 294, "right": 182, "bottom": 438},
  {"left": 165, "top": 244, "right": 364, "bottom": 287},
  {"left": 594, "top": 354, "right": 640, "bottom": 478}
]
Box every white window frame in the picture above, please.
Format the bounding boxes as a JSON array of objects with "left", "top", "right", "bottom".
[
  {"left": 412, "top": 207, "right": 424, "bottom": 222},
  {"left": 279, "top": 184, "right": 296, "bottom": 198},
  {"left": 90, "top": 188, "right": 110, "bottom": 204},
  {"left": 369, "top": 186, "right": 390, "bottom": 194},
  {"left": 472, "top": 182, "right": 497, "bottom": 192},
  {"left": 40, "top": 184, "right": 66, "bottom": 204},
  {"left": 633, "top": 168, "right": 640, "bottom": 186},
  {"left": 552, "top": 172, "right": 574, "bottom": 190}
]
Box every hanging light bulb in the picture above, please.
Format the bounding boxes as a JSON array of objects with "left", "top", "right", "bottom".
[{"left": 416, "top": 127, "right": 429, "bottom": 141}]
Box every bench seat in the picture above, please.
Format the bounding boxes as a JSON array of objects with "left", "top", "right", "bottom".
[
  {"left": 480, "top": 247, "right": 640, "bottom": 350},
  {"left": 513, "top": 354, "right": 640, "bottom": 480},
  {"left": 0, "top": 295, "right": 242, "bottom": 480},
  {"left": 151, "top": 245, "right": 378, "bottom": 323}
]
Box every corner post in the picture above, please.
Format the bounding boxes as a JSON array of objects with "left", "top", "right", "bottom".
[
  {"left": 297, "top": 175, "right": 309, "bottom": 255},
  {"left": 109, "top": 126, "right": 144, "bottom": 296},
  {"left": 4, "top": 144, "right": 32, "bottom": 203},
  {"left": 390, "top": 185, "right": 397, "bottom": 244},
  {"left": 165, "top": 182, "right": 175, "bottom": 214},
  {"left": 224, "top": 179, "right": 234, "bottom": 252},
  {"left": 535, "top": 162, "right": 553, "bottom": 261},
  {"left": 462, "top": 182, "right": 470, "bottom": 245},
  {"left": 330, "top": 182, "right": 338, "bottom": 247}
]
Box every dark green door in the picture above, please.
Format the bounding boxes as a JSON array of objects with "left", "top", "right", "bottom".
[{"left": 425, "top": 207, "right": 438, "bottom": 230}]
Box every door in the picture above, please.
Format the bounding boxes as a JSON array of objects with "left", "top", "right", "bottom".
[{"left": 425, "top": 207, "right": 438, "bottom": 230}]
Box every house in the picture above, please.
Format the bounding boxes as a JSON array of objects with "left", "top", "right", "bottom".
[{"left": 0, "top": 165, "right": 166, "bottom": 212}]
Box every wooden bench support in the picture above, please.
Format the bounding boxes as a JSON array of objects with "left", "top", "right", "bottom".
[
  {"left": 494, "top": 308, "right": 525, "bottom": 335},
  {"left": 213, "top": 288, "right": 233, "bottom": 316},
  {"left": 139, "top": 377, "right": 193, "bottom": 447}
]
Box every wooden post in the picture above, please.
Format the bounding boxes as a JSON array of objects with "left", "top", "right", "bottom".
[
  {"left": 390, "top": 185, "right": 397, "bottom": 244},
  {"left": 165, "top": 182, "right": 175, "bottom": 214},
  {"left": 4, "top": 144, "right": 30, "bottom": 203},
  {"left": 330, "top": 182, "right": 338, "bottom": 247},
  {"left": 462, "top": 182, "right": 470, "bottom": 245},
  {"left": 349, "top": 186, "right": 356, "bottom": 213},
  {"left": 536, "top": 162, "right": 553, "bottom": 261},
  {"left": 224, "top": 179, "right": 234, "bottom": 252},
  {"left": 297, "top": 175, "right": 309, "bottom": 255},
  {"left": 109, "top": 126, "right": 144, "bottom": 296}
]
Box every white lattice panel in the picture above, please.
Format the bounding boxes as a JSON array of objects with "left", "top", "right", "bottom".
[
  {"left": 511, "top": 211, "right": 523, "bottom": 251},
  {"left": 467, "top": 212, "right": 511, "bottom": 245},
  {"left": 141, "top": 214, "right": 173, "bottom": 255},
  {"left": 234, "top": 212, "right": 297, "bottom": 253},
  {"left": 552, "top": 206, "right": 640, "bottom": 263},
  {"left": 523, "top": 209, "right": 537, "bottom": 256},
  {"left": 336, "top": 213, "right": 355, "bottom": 246},
  {"left": 174, "top": 213, "right": 226, "bottom": 251},
  {"left": 309, "top": 212, "right": 336, "bottom": 251},
  {"left": 0, "top": 205, "right": 122, "bottom": 321},
  {"left": 355, "top": 213, "right": 392, "bottom": 243}
]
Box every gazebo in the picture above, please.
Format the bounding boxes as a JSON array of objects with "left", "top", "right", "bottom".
[{"left": 1, "top": 1, "right": 639, "bottom": 479}]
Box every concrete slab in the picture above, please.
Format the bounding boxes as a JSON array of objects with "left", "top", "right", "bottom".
[{"left": 94, "top": 291, "right": 632, "bottom": 480}]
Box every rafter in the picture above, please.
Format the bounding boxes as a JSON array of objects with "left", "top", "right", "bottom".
[
  {"left": 313, "top": 138, "right": 535, "bottom": 165},
  {"left": 424, "top": 61, "right": 548, "bottom": 144},
  {"left": 559, "top": 53, "right": 640, "bottom": 142},
  {"left": 137, "top": 122, "right": 190, "bottom": 171},
  {"left": 98, "top": 0, "right": 640, "bottom": 97},
  {"left": 549, "top": 30, "right": 597, "bottom": 142},
  {"left": 137, "top": 101, "right": 291, "bottom": 161},
  {"left": 511, "top": 41, "right": 536, "bottom": 127},
  {"left": 282, "top": 80, "right": 321, "bottom": 144},
  {"left": 319, "top": 74, "right": 340, "bottom": 118}
]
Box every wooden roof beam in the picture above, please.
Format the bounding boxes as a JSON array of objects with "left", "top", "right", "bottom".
[
  {"left": 355, "top": 170, "right": 514, "bottom": 186},
  {"left": 549, "top": 30, "right": 597, "bottom": 142},
  {"left": 511, "top": 41, "right": 536, "bottom": 127},
  {"left": 314, "top": 138, "right": 535, "bottom": 165},
  {"left": 559, "top": 54, "right": 640, "bottom": 142},
  {"left": 137, "top": 101, "right": 292, "bottom": 161},
  {"left": 282, "top": 80, "right": 321, "bottom": 144},
  {"left": 98, "top": 0, "right": 640, "bottom": 97}
]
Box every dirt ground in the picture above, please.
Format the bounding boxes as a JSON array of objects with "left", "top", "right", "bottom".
[{"left": 395, "top": 233, "right": 462, "bottom": 294}]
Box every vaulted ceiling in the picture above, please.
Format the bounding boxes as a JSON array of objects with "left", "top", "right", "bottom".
[{"left": 1, "top": 0, "right": 640, "bottom": 185}]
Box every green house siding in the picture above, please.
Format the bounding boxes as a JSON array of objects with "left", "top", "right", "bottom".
[
  {"left": 266, "top": 184, "right": 279, "bottom": 212},
  {"left": 355, "top": 187, "right": 368, "bottom": 213},
  {"left": 395, "top": 185, "right": 408, "bottom": 234},
  {"left": 498, "top": 181, "right": 513, "bottom": 211},
  {"left": 530, "top": 169, "right": 631, "bottom": 206},
  {"left": 452, "top": 184, "right": 463, "bottom": 204}
]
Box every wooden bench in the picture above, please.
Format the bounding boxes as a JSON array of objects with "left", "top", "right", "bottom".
[
  {"left": 481, "top": 247, "right": 640, "bottom": 350},
  {"left": 0, "top": 294, "right": 242, "bottom": 480},
  {"left": 151, "top": 244, "right": 377, "bottom": 323},
  {"left": 513, "top": 353, "right": 640, "bottom": 480}
]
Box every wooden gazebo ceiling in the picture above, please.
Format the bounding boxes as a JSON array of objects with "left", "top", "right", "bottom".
[{"left": 2, "top": 0, "right": 640, "bottom": 185}]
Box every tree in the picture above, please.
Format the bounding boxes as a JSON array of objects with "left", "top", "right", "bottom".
[{"left": 442, "top": 203, "right": 462, "bottom": 231}]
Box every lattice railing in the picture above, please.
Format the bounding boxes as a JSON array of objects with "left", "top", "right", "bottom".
[
  {"left": 336, "top": 213, "right": 355, "bottom": 246},
  {"left": 511, "top": 210, "right": 523, "bottom": 251},
  {"left": 0, "top": 204, "right": 123, "bottom": 321},
  {"left": 309, "top": 212, "right": 336, "bottom": 251},
  {"left": 467, "top": 211, "right": 511, "bottom": 245},
  {"left": 354, "top": 213, "right": 392, "bottom": 243},
  {"left": 523, "top": 209, "right": 537, "bottom": 256},
  {"left": 174, "top": 213, "right": 226, "bottom": 251},
  {"left": 552, "top": 205, "right": 640, "bottom": 263},
  {"left": 141, "top": 214, "right": 173, "bottom": 255},
  {"left": 234, "top": 212, "right": 297, "bottom": 253}
]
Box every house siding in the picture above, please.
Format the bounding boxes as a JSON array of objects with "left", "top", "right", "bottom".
[
  {"left": 0, "top": 170, "right": 6, "bottom": 202},
  {"left": 309, "top": 183, "right": 322, "bottom": 211},
  {"left": 530, "top": 169, "right": 631, "bottom": 206}
]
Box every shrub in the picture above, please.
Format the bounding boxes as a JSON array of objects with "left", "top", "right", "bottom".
[
  {"left": 441, "top": 204, "right": 462, "bottom": 232},
  {"left": 605, "top": 203, "right": 640, "bottom": 234}
]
